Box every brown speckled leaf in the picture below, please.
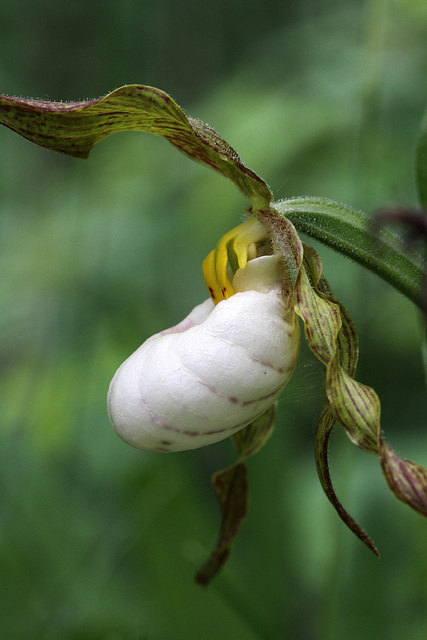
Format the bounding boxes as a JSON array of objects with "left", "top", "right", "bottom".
[
  {"left": 195, "top": 404, "right": 276, "bottom": 586},
  {"left": 380, "top": 437, "right": 427, "bottom": 516},
  {"left": 0, "top": 84, "right": 272, "bottom": 208}
]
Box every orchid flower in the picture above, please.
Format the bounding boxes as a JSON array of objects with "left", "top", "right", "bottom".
[
  {"left": 108, "top": 233, "right": 301, "bottom": 453},
  {"left": 0, "top": 85, "right": 426, "bottom": 585}
]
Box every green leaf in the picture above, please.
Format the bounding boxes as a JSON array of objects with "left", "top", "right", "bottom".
[
  {"left": 274, "top": 197, "right": 426, "bottom": 311},
  {"left": 0, "top": 84, "right": 272, "bottom": 208},
  {"left": 195, "top": 404, "right": 276, "bottom": 586},
  {"left": 416, "top": 107, "right": 427, "bottom": 208}
]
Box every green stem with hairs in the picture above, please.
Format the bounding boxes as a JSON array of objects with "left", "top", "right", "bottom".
[{"left": 273, "top": 196, "right": 425, "bottom": 311}]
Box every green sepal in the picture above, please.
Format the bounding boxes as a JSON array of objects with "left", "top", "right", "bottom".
[
  {"left": 0, "top": 85, "right": 272, "bottom": 209},
  {"left": 195, "top": 404, "right": 276, "bottom": 586}
]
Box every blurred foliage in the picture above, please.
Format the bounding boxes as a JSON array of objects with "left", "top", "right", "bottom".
[{"left": 0, "top": 0, "right": 426, "bottom": 639}]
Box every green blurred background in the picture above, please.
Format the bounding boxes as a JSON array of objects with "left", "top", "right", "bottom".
[{"left": 1, "top": 0, "right": 426, "bottom": 638}]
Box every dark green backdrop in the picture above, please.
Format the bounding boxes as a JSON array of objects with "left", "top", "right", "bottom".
[{"left": 0, "top": 1, "right": 426, "bottom": 638}]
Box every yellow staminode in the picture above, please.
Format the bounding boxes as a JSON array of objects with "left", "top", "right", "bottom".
[{"left": 202, "top": 218, "right": 266, "bottom": 304}]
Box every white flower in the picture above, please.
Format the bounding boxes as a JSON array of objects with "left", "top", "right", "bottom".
[{"left": 107, "top": 254, "right": 300, "bottom": 452}]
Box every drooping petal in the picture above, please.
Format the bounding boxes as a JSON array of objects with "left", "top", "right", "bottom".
[
  {"left": 0, "top": 85, "right": 272, "bottom": 208},
  {"left": 195, "top": 404, "right": 276, "bottom": 586},
  {"left": 315, "top": 405, "right": 380, "bottom": 556},
  {"left": 273, "top": 213, "right": 427, "bottom": 548},
  {"left": 258, "top": 206, "right": 427, "bottom": 553},
  {"left": 294, "top": 252, "right": 342, "bottom": 365},
  {"left": 302, "top": 238, "right": 427, "bottom": 543},
  {"left": 293, "top": 241, "right": 380, "bottom": 451}
]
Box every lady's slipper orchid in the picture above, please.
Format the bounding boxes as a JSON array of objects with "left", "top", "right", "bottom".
[
  {"left": 0, "top": 84, "right": 426, "bottom": 586},
  {"left": 107, "top": 222, "right": 300, "bottom": 452}
]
